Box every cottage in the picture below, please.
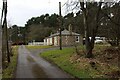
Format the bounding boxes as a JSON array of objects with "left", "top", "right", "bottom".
[{"left": 44, "top": 29, "right": 83, "bottom": 46}]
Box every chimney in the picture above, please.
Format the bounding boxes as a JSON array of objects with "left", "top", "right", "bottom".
[
  {"left": 68, "top": 24, "right": 72, "bottom": 35},
  {"left": 50, "top": 32, "right": 52, "bottom": 36}
]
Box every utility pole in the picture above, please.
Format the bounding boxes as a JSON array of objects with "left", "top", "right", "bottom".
[
  {"left": 2, "top": 0, "right": 10, "bottom": 63},
  {"left": 0, "top": 3, "right": 2, "bottom": 76},
  {"left": 4, "top": 0, "right": 10, "bottom": 63},
  {"left": 59, "top": 2, "right": 62, "bottom": 50}
]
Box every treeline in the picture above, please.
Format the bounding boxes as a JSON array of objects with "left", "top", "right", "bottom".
[
  {"left": 24, "top": 13, "right": 84, "bottom": 42},
  {"left": 10, "top": 2, "right": 120, "bottom": 47},
  {"left": 8, "top": 13, "right": 84, "bottom": 43}
]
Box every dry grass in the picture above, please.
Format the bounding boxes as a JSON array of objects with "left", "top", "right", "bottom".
[
  {"left": 2, "top": 46, "right": 18, "bottom": 78},
  {"left": 41, "top": 45, "right": 120, "bottom": 78}
]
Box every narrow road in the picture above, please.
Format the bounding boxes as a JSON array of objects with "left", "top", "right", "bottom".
[
  {"left": 16, "top": 45, "right": 72, "bottom": 78},
  {"left": 0, "top": 28, "right": 2, "bottom": 79},
  {"left": 0, "top": 24, "right": 2, "bottom": 80}
]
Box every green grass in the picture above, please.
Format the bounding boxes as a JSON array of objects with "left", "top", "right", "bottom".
[
  {"left": 2, "top": 46, "right": 18, "bottom": 78},
  {"left": 26, "top": 45, "right": 53, "bottom": 49},
  {"left": 41, "top": 47, "right": 91, "bottom": 78},
  {"left": 0, "top": 74, "right": 2, "bottom": 79},
  {"left": 40, "top": 45, "right": 119, "bottom": 79}
]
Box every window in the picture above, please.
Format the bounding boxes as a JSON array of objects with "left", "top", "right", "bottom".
[{"left": 76, "top": 36, "right": 79, "bottom": 42}]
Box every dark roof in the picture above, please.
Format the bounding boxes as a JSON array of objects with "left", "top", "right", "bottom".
[{"left": 48, "top": 29, "right": 80, "bottom": 37}]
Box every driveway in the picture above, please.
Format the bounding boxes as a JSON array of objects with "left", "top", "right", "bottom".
[{"left": 15, "top": 45, "right": 72, "bottom": 78}]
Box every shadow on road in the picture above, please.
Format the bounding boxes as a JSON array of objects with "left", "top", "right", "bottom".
[{"left": 15, "top": 45, "right": 72, "bottom": 78}]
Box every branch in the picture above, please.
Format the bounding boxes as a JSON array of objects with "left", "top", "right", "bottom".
[
  {"left": 71, "top": 2, "right": 80, "bottom": 11},
  {"left": 91, "top": 2, "right": 103, "bottom": 48},
  {"left": 101, "top": 10, "right": 120, "bottom": 26}
]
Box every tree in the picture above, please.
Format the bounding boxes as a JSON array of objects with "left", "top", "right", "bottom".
[
  {"left": 63, "top": 12, "right": 84, "bottom": 35},
  {"left": 26, "top": 24, "right": 52, "bottom": 42},
  {"left": 63, "top": 12, "right": 74, "bottom": 29},
  {"left": 25, "top": 13, "right": 60, "bottom": 42},
  {"left": 10, "top": 25, "right": 19, "bottom": 44},
  {"left": 79, "top": 0, "right": 103, "bottom": 58},
  {"left": 106, "top": 2, "right": 120, "bottom": 46},
  {"left": 98, "top": 2, "right": 120, "bottom": 46},
  {"left": 74, "top": 11, "right": 84, "bottom": 35},
  {"left": 48, "top": 13, "right": 59, "bottom": 28},
  {"left": 64, "top": 0, "right": 104, "bottom": 58}
]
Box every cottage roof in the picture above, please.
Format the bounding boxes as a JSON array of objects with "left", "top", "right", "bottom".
[{"left": 49, "top": 29, "right": 80, "bottom": 37}]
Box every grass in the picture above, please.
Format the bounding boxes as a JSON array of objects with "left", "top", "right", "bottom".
[
  {"left": 0, "top": 67, "right": 1, "bottom": 79},
  {"left": 2, "top": 46, "right": 18, "bottom": 78},
  {"left": 41, "top": 47, "right": 91, "bottom": 78},
  {"left": 40, "top": 45, "right": 119, "bottom": 79},
  {"left": 0, "top": 74, "right": 2, "bottom": 79},
  {"left": 40, "top": 48, "right": 84, "bottom": 76},
  {"left": 26, "top": 45, "right": 53, "bottom": 49}
]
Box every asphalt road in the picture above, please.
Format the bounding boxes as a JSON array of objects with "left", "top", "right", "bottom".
[
  {"left": 0, "top": 27, "right": 2, "bottom": 79},
  {"left": 15, "top": 45, "right": 72, "bottom": 78}
]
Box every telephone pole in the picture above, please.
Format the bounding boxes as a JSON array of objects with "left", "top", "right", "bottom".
[
  {"left": 2, "top": 0, "right": 10, "bottom": 64},
  {"left": 59, "top": 2, "right": 62, "bottom": 50}
]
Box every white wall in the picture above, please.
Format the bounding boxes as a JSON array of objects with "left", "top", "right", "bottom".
[
  {"left": 44, "top": 39, "right": 47, "bottom": 45},
  {"left": 49, "top": 38, "right": 52, "bottom": 45},
  {"left": 47, "top": 38, "right": 49, "bottom": 45},
  {"left": 54, "top": 37, "right": 58, "bottom": 46},
  {"left": 28, "top": 42, "right": 44, "bottom": 45}
]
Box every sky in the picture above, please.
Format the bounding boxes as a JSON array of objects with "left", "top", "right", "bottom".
[
  {"left": 0, "top": 0, "right": 68, "bottom": 27},
  {"left": 0, "top": 0, "right": 116, "bottom": 27}
]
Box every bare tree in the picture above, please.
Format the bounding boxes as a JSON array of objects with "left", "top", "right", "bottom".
[
  {"left": 80, "top": 0, "right": 103, "bottom": 58},
  {"left": 65, "top": 0, "right": 103, "bottom": 58}
]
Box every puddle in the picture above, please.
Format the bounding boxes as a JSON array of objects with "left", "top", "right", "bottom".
[
  {"left": 32, "top": 64, "right": 48, "bottom": 78},
  {"left": 27, "top": 56, "right": 35, "bottom": 62}
]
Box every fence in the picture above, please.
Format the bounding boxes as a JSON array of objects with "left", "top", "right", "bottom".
[{"left": 28, "top": 42, "right": 44, "bottom": 45}]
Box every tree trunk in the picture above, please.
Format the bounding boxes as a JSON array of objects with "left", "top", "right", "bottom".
[
  {"left": 86, "top": 44, "right": 93, "bottom": 58},
  {"left": 79, "top": 1, "right": 102, "bottom": 58},
  {"left": 116, "top": 38, "right": 119, "bottom": 46},
  {"left": 80, "top": 1, "right": 93, "bottom": 58}
]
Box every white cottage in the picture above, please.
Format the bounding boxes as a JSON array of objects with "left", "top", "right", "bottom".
[{"left": 44, "top": 29, "right": 82, "bottom": 46}]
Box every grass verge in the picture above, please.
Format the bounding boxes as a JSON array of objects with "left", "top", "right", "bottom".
[
  {"left": 40, "top": 47, "right": 89, "bottom": 78},
  {"left": 0, "top": 74, "right": 2, "bottom": 79},
  {"left": 40, "top": 45, "right": 119, "bottom": 79},
  {"left": 26, "top": 45, "right": 53, "bottom": 49},
  {"left": 2, "top": 46, "right": 18, "bottom": 78}
]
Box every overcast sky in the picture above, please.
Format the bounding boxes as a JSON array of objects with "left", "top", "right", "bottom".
[
  {"left": 0, "top": 0, "right": 115, "bottom": 27},
  {"left": 0, "top": 0, "right": 68, "bottom": 27}
]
